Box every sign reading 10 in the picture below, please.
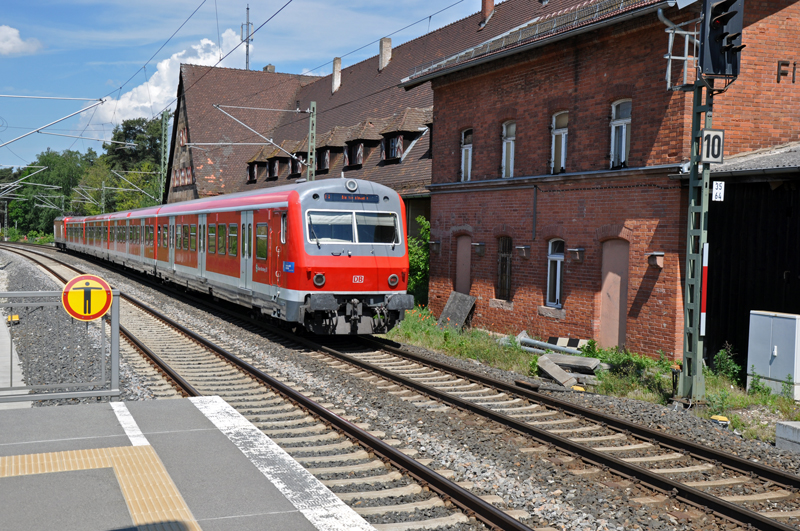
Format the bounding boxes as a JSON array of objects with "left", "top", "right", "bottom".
[{"left": 700, "top": 129, "right": 725, "bottom": 164}]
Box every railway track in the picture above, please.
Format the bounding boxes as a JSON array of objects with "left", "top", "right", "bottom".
[
  {"left": 6, "top": 242, "right": 800, "bottom": 530},
  {"left": 1, "top": 243, "right": 534, "bottom": 531}
]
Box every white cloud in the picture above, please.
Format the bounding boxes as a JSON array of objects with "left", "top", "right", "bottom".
[
  {"left": 81, "top": 29, "right": 247, "bottom": 131},
  {"left": 0, "top": 26, "right": 42, "bottom": 56}
]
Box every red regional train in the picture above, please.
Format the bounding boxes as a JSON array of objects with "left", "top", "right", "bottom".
[{"left": 54, "top": 178, "right": 414, "bottom": 334}]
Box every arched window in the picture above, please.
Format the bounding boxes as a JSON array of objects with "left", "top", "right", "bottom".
[
  {"left": 501, "top": 121, "right": 515, "bottom": 178},
  {"left": 551, "top": 112, "right": 568, "bottom": 174},
  {"left": 610, "top": 99, "right": 632, "bottom": 169},
  {"left": 460, "top": 129, "right": 473, "bottom": 182},
  {"left": 546, "top": 239, "right": 565, "bottom": 307}
]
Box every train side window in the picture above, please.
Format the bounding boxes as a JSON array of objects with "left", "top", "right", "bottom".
[
  {"left": 229, "top": 224, "right": 238, "bottom": 257},
  {"left": 280, "top": 212, "right": 286, "bottom": 244},
  {"left": 217, "top": 224, "right": 226, "bottom": 255},
  {"left": 176, "top": 224, "right": 182, "bottom": 249},
  {"left": 163, "top": 225, "right": 168, "bottom": 248},
  {"left": 208, "top": 224, "right": 216, "bottom": 254},
  {"left": 183, "top": 225, "right": 190, "bottom": 250},
  {"left": 200, "top": 224, "right": 204, "bottom": 253},
  {"left": 256, "top": 224, "right": 268, "bottom": 260},
  {"left": 247, "top": 223, "right": 252, "bottom": 258},
  {"left": 190, "top": 225, "right": 196, "bottom": 251}
]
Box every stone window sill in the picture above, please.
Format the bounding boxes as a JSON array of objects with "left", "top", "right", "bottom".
[{"left": 538, "top": 305, "right": 565, "bottom": 319}]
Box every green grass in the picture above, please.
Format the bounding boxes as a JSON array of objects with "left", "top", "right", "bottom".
[{"left": 386, "top": 307, "right": 535, "bottom": 374}]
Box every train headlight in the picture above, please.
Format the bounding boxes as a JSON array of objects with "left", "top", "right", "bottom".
[
  {"left": 345, "top": 179, "right": 358, "bottom": 192},
  {"left": 388, "top": 274, "right": 399, "bottom": 287},
  {"left": 313, "top": 273, "right": 326, "bottom": 287}
]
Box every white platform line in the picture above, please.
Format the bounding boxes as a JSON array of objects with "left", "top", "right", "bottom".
[
  {"left": 110, "top": 402, "right": 150, "bottom": 446},
  {"left": 190, "top": 396, "right": 375, "bottom": 531}
]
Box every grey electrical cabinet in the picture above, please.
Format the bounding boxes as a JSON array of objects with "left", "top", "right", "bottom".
[{"left": 747, "top": 311, "right": 800, "bottom": 400}]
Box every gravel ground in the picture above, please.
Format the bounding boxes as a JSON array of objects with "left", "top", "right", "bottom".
[
  {"left": 9, "top": 246, "right": 800, "bottom": 531},
  {"left": 0, "top": 250, "right": 153, "bottom": 404}
]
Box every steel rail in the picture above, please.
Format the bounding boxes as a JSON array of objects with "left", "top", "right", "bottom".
[
  {"left": 363, "top": 336, "right": 800, "bottom": 490},
  {"left": 2, "top": 244, "right": 532, "bottom": 531}
]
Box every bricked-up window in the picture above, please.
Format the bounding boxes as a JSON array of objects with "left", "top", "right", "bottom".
[
  {"left": 501, "top": 122, "right": 515, "bottom": 178},
  {"left": 610, "top": 100, "right": 632, "bottom": 169},
  {"left": 460, "top": 129, "right": 473, "bottom": 181},
  {"left": 497, "top": 236, "right": 513, "bottom": 301},
  {"left": 551, "top": 112, "right": 568, "bottom": 174},
  {"left": 547, "top": 239, "right": 565, "bottom": 307}
]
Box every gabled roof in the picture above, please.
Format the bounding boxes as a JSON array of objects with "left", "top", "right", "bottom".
[
  {"left": 169, "top": 0, "right": 571, "bottom": 201},
  {"left": 402, "top": 0, "right": 666, "bottom": 88}
]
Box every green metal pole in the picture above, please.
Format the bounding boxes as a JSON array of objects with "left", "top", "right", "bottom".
[
  {"left": 307, "top": 101, "right": 316, "bottom": 181},
  {"left": 679, "top": 79, "right": 714, "bottom": 401},
  {"left": 160, "top": 110, "right": 170, "bottom": 204}
]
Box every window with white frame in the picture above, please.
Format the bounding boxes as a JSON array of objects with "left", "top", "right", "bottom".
[
  {"left": 546, "top": 239, "right": 565, "bottom": 307},
  {"left": 460, "top": 129, "right": 472, "bottom": 181},
  {"left": 501, "top": 121, "right": 515, "bottom": 178},
  {"left": 268, "top": 159, "right": 280, "bottom": 179},
  {"left": 610, "top": 99, "right": 632, "bottom": 169},
  {"left": 551, "top": 112, "right": 568, "bottom": 174}
]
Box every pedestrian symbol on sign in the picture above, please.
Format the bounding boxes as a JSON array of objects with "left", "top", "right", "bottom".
[{"left": 62, "top": 275, "right": 112, "bottom": 321}]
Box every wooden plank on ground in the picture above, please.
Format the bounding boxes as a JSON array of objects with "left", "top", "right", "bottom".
[{"left": 537, "top": 355, "right": 578, "bottom": 388}]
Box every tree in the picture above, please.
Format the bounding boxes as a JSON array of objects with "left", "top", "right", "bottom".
[
  {"left": 407, "top": 215, "right": 431, "bottom": 306},
  {"left": 102, "top": 117, "right": 162, "bottom": 171}
]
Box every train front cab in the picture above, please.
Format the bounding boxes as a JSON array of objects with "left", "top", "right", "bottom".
[{"left": 289, "top": 180, "right": 415, "bottom": 334}]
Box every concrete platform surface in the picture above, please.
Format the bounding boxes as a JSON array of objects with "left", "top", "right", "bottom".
[
  {"left": 0, "top": 396, "right": 374, "bottom": 531},
  {"left": 776, "top": 421, "right": 800, "bottom": 454}
]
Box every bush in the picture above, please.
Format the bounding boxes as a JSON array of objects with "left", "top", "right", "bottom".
[
  {"left": 748, "top": 367, "right": 772, "bottom": 398},
  {"left": 713, "top": 343, "right": 742, "bottom": 385},
  {"left": 407, "top": 215, "right": 430, "bottom": 306},
  {"left": 782, "top": 374, "right": 795, "bottom": 400}
]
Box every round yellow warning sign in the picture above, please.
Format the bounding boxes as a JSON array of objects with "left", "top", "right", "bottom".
[{"left": 62, "top": 275, "right": 113, "bottom": 321}]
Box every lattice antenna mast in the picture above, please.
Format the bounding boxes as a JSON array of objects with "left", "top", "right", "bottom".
[{"left": 241, "top": 5, "right": 254, "bottom": 71}]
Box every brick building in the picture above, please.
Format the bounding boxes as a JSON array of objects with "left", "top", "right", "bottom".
[
  {"left": 165, "top": 2, "right": 550, "bottom": 233},
  {"left": 402, "top": 0, "right": 800, "bottom": 359}
]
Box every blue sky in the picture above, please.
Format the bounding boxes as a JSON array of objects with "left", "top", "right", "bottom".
[{"left": 1, "top": 0, "right": 479, "bottom": 169}]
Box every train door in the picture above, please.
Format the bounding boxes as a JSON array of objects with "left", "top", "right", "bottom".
[
  {"left": 270, "top": 210, "right": 288, "bottom": 290},
  {"left": 239, "top": 211, "right": 253, "bottom": 290},
  {"left": 198, "top": 214, "right": 206, "bottom": 278},
  {"left": 169, "top": 217, "right": 175, "bottom": 270},
  {"left": 140, "top": 219, "right": 145, "bottom": 259}
]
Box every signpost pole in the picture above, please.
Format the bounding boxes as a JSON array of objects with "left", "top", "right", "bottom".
[{"left": 110, "top": 290, "right": 120, "bottom": 399}]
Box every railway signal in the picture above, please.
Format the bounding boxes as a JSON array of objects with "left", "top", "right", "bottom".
[{"left": 700, "top": 0, "right": 746, "bottom": 77}]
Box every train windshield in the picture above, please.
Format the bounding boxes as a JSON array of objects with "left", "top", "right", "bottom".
[{"left": 307, "top": 211, "right": 399, "bottom": 245}]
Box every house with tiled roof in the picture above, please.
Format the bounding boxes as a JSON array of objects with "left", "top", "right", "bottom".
[
  {"left": 165, "top": 0, "right": 549, "bottom": 232},
  {"left": 399, "top": 0, "right": 800, "bottom": 362}
]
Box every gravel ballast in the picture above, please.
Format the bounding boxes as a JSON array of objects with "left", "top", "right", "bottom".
[{"left": 7, "top": 246, "right": 800, "bottom": 530}]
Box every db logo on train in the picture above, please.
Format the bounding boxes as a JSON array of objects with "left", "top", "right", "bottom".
[
  {"left": 352, "top": 275, "right": 364, "bottom": 283},
  {"left": 62, "top": 274, "right": 113, "bottom": 321}
]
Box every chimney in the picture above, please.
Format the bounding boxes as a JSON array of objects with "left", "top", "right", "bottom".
[
  {"left": 332, "top": 57, "right": 342, "bottom": 94},
  {"left": 379, "top": 37, "right": 392, "bottom": 71},
  {"left": 263, "top": 64, "right": 275, "bottom": 73},
  {"left": 481, "top": 0, "right": 495, "bottom": 25}
]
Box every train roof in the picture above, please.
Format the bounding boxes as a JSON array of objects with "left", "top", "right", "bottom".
[{"left": 59, "top": 178, "right": 400, "bottom": 223}]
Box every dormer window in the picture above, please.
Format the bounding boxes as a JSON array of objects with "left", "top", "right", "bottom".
[
  {"left": 345, "top": 142, "right": 364, "bottom": 167},
  {"left": 290, "top": 156, "right": 304, "bottom": 175},
  {"left": 268, "top": 159, "right": 280, "bottom": 179},
  {"left": 317, "top": 149, "right": 330, "bottom": 171},
  {"left": 386, "top": 135, "right": 404, "bottom": 160}
]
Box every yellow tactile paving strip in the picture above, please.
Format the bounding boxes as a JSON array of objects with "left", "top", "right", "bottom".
[{"left": 0, "top": 446, "right": 201, "bottom": 531}]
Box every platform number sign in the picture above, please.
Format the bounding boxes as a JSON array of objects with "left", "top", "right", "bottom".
[
  {"left": 700, "top": 129, "right": 724, "bottom": 164},
  {"left": 712, "top": 181, "right": 725, "bottom": 202}
]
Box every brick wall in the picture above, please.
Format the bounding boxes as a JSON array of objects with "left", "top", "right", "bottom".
[
  {"left": 428, "top": 174, "right": 687, "bottom": 359},
  {"left": 426, "top": 1, "right": 799, "bottom": 359}
]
